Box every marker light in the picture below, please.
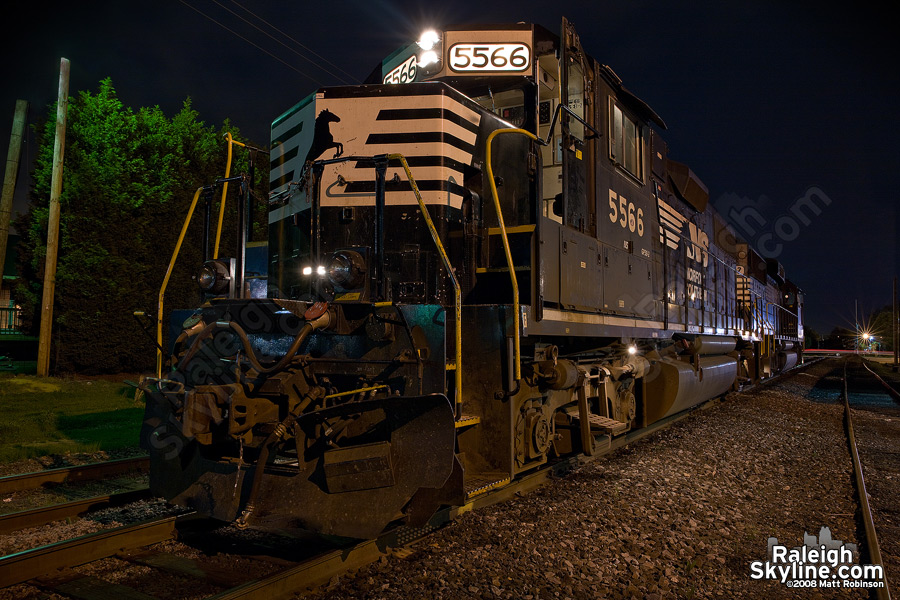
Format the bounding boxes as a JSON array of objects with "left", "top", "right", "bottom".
[
  {"left": 302, "top": 266, "right": 313, "bottom": 276},
  {"left": 197, "top": 259, "right": 233, "bottom": 295},
  {"left": 628, "top": 345, "right": 637, "bottom": 355},
  {"left": 417, "top": 30, "right": 440, "bottom": 50},
  {"left": 316, "top": 265, "right": 327, "bottom": 276},
  {"left": 419, "top": 50, "right": 439, "bottom": 68},
  {"left": 327, "top": 250, "right": 367, "bottom": 289}
]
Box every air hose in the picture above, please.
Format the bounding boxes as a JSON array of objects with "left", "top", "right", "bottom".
[{"left": 175, "top": 310, "right": 331, "bottom": 376}]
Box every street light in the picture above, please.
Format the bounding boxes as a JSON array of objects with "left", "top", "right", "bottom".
[{"left": 860, "top": 332, "right": 874, "bottom": 353}]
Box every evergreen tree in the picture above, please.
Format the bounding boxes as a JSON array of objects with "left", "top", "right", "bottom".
[
  {"left": 14, "top": 79, "right": 267, "bottom": 373},
  {"left": 869, "top": 305, "right": 896, "bottom": 352}
]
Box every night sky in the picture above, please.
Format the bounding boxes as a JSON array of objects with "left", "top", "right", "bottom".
[{"left": 4, "top": 1, "right": 897, "bottom": 336}]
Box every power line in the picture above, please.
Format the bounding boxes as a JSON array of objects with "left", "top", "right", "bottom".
[
  {"left": 229, "top": 0, "right": 358, "bottom": 83},
  {"left": 210, "top": 0, "right": 352, "bottom": 85},
  {"left": 178, "top": 0, "right": 322, "bottom": 85}
]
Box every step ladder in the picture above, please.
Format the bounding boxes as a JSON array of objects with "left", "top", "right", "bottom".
[
  {"left": 568, "top": 409, "right": 629, "bottom": 436},
  {"left": 464, "top": 471, "right": 510, "bottom": 500}
]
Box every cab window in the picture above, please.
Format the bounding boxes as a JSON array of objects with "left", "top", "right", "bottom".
[
  {"left": 609, "top": 99, "right": 642, "bottom": 180},
  {"left": 567, "top": 62, "right": 585, "bottom": 140}
]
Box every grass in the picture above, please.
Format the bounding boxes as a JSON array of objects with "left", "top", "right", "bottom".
[{"left": 0, "top": 374, "right": 144, "bottom": 463}]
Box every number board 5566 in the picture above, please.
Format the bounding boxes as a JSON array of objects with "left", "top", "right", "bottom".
[{"left": 449, "top": 43, "right": 530, "bottom": 72}]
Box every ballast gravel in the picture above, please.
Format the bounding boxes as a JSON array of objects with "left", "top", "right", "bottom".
[
  {"left": 301, "top": 359, "right": 874, "bottom": 599},
  {"left": 2, "top": 359, "right": 892, "bottom": 599}
]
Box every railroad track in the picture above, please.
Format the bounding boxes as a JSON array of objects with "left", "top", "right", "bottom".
[
  {"left": 0, "top": 410, "right": 706, "bottom": 598},
  {"left": 0, "top": 359, "right": 827, "bottom": 598},
  {"left": 0, "top": 513, "right": 195, "bottom": 588},
  {"left": 0, "top": 487, "right": 151, "bottom": 535},
  {"left": 842, "top": 356, "right": 896, "bottom": 599},
  {"left": 0, "top": 456, "right": 149, "bottom": 496},
  {"left": 861, "top": 359, "right": 900, "bottom": 403}
]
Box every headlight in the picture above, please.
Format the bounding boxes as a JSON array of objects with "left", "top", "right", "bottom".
[
  {"left": 417, "top": 30, "right": 440, "bottom": 51},
  {"left": 302, "top": 265, "right": 328, "bottom": 276},
  {"left": 416, "top": 29, "right": 442, "bottom": 75},
  {"left": 197, "top": 259, "right": 232, "bottom": 295},
  {"left": 327, "top": 250, "right": 366, "bottom": 289},
  {"left": 419, "top": 50, "right": 439, "bottom": 68}
]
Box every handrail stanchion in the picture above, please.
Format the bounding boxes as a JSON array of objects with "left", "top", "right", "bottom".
[
  {"left": 157, "top": 188, "right": 203, "bottom": 378},
  {"left": 484, "top": 128, "right": 542, "bottom": 385},
  {"left": 389, "top": 154, "right": 463, "bottom": 415}
]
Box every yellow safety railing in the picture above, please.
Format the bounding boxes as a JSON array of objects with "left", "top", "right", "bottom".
[
  {"left": 157, "top": 187, "right": 203, "bottom": 378},
  {"left": 213, "top": 133, "right": 247, "bottom": 259},
  {"left": 389, "top": 153, "right": 463, "bottom": 411},
  {"left": 485, "top": 128, "right": 539, "bottom": 383},
  {"left": 156, "top": 133, "right": 239, "bottom": 377}
]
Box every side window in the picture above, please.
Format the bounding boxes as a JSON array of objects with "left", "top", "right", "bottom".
[
  {"left": 609, "top": 99, "right": 642, "bottom": 180},
  {"left": 567, "top": 61, "right": 584, "bottom": 140}
]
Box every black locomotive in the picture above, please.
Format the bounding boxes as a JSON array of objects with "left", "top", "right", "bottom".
[{"left": 141, "top": 19, "right": 803, "bottom": 539}]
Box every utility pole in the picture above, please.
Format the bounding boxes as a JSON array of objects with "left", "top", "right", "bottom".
[
  {"left": 37, "top": 59, "right": 70, "bottom": 377},
  {"left": 0, "top": 100, "right": 28, "bottom": 283}
]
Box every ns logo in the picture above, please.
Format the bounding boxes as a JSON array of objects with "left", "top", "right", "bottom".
[{"left": 685, "top": 222, "right": 709, "bottom": 268}]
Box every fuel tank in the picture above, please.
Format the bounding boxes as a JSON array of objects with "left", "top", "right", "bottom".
[{"left": 644, "top": 355, "right": 738, "bottom": 423}]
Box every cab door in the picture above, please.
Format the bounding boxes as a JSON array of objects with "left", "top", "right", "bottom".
[{"left": 559, "top": 17, "right": 594, "bottom": 235}]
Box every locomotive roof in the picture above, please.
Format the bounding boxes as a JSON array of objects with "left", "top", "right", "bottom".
[{"left": 365, "top": 20, "right": 667, "bottom": 130}]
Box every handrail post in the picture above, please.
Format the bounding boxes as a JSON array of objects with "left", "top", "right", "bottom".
[
  {"left": 389, "top": 154, "right": 463, "bottom": 415},
  {"left": 157, "top": 188, "right": 203, "bottom": 378},
  {"left": 373, "top": 156, "right": 388, "bottom": 301},
  {"left": 485, "top": 128, "right": 541, "bottom": 385}
]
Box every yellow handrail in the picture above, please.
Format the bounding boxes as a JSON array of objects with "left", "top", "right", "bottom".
[
  {"left": 157, "top": 187, "right": 203, "bottom": 378},
  {"left": 157, "top": 133, "right": 243, "bottom": 377},
  {"left": 388, "top": 153, "right": 463, "bottom": 411},
  {"left": 213, "top": 133, "right": 247, "bottom": 259},
  {"left": 485, "top": 128, "right": 539, "bottom": 383}
]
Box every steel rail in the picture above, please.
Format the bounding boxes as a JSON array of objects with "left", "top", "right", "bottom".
[
  {"left": 843, "top": 359, "right": 892, "bottom": 600},
  {"left": 862, "top": 359, "right": 900, "bottom": 404},
  {"left": 0, "top": 513, "right": 196, "bottom": 588},
  {"left": 206, "top": 537, "right": 391, "bottom": 600},
  {"left": 0, "top": 488, "right": 151, "bottom": 535},
  {"left": 0, "top": 456, "right": 149, "bottom": 496}
]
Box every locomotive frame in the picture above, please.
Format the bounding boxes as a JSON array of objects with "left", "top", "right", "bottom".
[{"left": 141, "top": 18, "right": 803, "bottom": 539}]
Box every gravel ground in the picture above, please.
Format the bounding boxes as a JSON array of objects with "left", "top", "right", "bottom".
[
  {"left": 2, "top": 359, "right": 892, "bottom": 599},
  {"left": 300, "top": 359, "right": 874, "bottom": 599}
]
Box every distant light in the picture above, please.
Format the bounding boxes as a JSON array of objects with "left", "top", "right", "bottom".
[
  {"left": 419, "top": 50, "right": 439, "bottom": 68},
  {"left": 302, "top": 266, "right": 313, "bottom": 276},
  {"left": 628, "top": 345, "right": 637, "bottom": 355},
  {"left": 417, "top": 30, "right": 440, "bottom": 50}
]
